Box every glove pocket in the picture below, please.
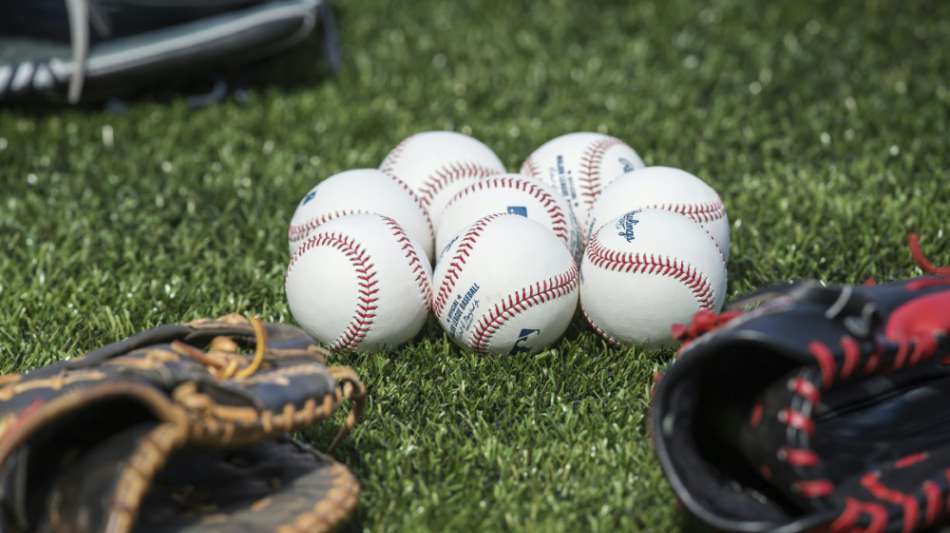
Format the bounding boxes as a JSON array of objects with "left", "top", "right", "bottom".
[
  {"left": 0, "top": 382, "right": 188, "bottom": 533},
  {"left": 135, "top": 438, "right": 360, "bottom": 533}
]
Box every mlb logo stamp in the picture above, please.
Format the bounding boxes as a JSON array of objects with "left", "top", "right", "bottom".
[
  {"left": 509, "top": 328, "right": 540, "bottom": 354},
  {"left": 619, "top": 157, "right": 639, "bottom": 173},
  {"left": 507, "top": 206, "right": 528, "bottom": 217}
]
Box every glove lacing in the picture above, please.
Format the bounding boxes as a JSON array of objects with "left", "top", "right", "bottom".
[
  {"left": 170, "top": 316, "right": 268, "bottom": 380},
  {"left": 908, "top": 232, "right": 950, "bottom": 279},
  {"left": 170, "top": 316, "right": 364, "bottom": 450}
]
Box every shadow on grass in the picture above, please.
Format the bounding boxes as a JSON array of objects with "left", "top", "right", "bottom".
[{"left": 297, "top": 412, "right": 371, "bottom": 532}]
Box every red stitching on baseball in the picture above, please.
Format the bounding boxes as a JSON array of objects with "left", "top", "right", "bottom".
[
  {"left": 387, "top": 174, "right": 435, "bottom": 238},
  {"left": 582, "top": 304, "right": 621, "bottom": 346},
  {"left": 380, "top": 216, "right": 432, "bottom": 308},
  {"left": 286, "top": 232, "right": 378, "bottom": 351},
  {"left": 432, "top": 213, "right": 506, "bottom": 316},
  {"left": 380, "top": 136, "right": 411, "bottom": 174},
  {"left": 585, "top": 233, "right": 716, "bottom": 310},
  {"left": 642, "top": 201, "right": 727, "bottom": 224},
  {"left": 520, "top": 156, "right": 541, "bottom": 179},
  {"left": 444, "top": 177, "right": 570, "bottom": 242},
  {"left": 288, "top": 209, "right": 365, "bottom": 246},
  {"left": 697, "top": 223, "right": 727, "bottom": 265},
  {"left": 288, "top": 176, "right": 434, "bottom": 247},
  {"left": 577, "top": 136, "right": 623, "bottom": 206},
  {"left": 416, "top": 161, "right": 501, "bottom": 208},
  {"left": 469, "top": 264, "right": 578, "bottom": 353}
]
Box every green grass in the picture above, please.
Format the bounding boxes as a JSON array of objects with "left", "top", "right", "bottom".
[{"left": 1, "top": 0, "right": 949, "bottom": 531}]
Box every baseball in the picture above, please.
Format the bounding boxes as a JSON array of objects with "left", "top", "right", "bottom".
[
  {"left": 379, "top": 131, "right": 506, "bottom": 224},
  {"left": 287, "top": 168, "right": 434, "bottom": 262},
  {"left": 285, "top": 213, "right": 432, "bottom": 352},
  {"left": 586, "top": 166, "right": 730, "bottom": 260},
  {"left": 520, "top": 132, "right": 644, "bottom": 232},
  {"left": 432, "top": 213, "right": 578, "bottom": 355},
  {"left": 435, "top": 174, "right": 582, "bottom": 261},
  {"left": 580, "top": 208, "right": 727, "bottom": 345}
]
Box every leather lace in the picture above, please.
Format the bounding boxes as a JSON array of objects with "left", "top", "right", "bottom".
[{"left": 170, "top": 316, "right": 267, "bottom": 380}]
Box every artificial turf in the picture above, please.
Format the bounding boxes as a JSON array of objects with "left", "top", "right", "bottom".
[{"left": 1, "top": 0, "right": 949, "bottom": 531}]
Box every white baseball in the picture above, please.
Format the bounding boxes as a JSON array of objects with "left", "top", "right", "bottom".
[
  {"left": 581, "top": 209, "right": 727, "bottom": 345},
  {"left": 435, "top": 174, "right": 583, "bottom": 261},
  {"left": 285, "top": 213, "right": 432, "bottom": 352},
  {"left": 287, "top": 169, "right": 435, "bottom": 262},
  {"left": 432, "top": 214, "right": 578, "bottom": 355},
  {"left": 379, "top": 131, "right": 506, "bottom": 224},
  {"left": 586, "top": 166, "right": 730, "bottom": 260},
  {"left": 520, "top": 132, "right": 644, "bottom": 232}
]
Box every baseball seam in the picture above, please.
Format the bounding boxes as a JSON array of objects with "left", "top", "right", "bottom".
[
  {"left": 577, "top": 136, "right": 623, "bottom": 206},
  {"left": 581, "top": 303, "right": 621, "bottom": 346},
  {"left": 288, "top": 176, "right": 434, "bottom": 247},
  {"left": 388, "top": 174, "right": 436, "bottom": 238},
  {"left": 698, "top": 222, "right": 728, "bottom": 266},
  {"left": 380, "top": 216, "right": 432, "bottom": 308},
  {"left": 287, "top": 232, "right": 379, "bottom": 351},
  {"left": 642, "top": 200, "right": 727, "bottom": 224},
  {"left": 444, "top": 176, "right": 570, "bottom": 242},
  {"left": 586, "top": 234, "right": 716, "bottom": 310},
  {"left": 469, "top": 263, "right": 578, "bottom": 353},
  {"left": 380, "top": 136, "right": 412, "bottom": 174},
  {"left": 416, "top": 161, "right": 501, "bottom": 208},
  {"left": 432, "top": 212, "right": 507, "bottom": 316},
  {"left": 288, "top": 209, "right": 365, "bottom": 245},
  {"left": 520, "top": 155, "right": 541, "bottom": 179}
]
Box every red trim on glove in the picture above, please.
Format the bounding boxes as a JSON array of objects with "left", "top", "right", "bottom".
[
  {"left": 809, "top": 341, "right": 837, "bottom": 388},
  {"left": 861, "top": 472, "right": 919, "bottom": 533}
]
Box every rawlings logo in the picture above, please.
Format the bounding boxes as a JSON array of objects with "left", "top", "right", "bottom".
[
  {"left": 301, "top": 190, "right": 317, "bottom": 206},
  {"left": 509, "top": 328, "right": 540, "bottom": 354},
  {"left": 507, "top": 206, "right": 528, "bottom": 217},
  {"left": 615, "top": 210, "right": 642, "bottom": 242}
]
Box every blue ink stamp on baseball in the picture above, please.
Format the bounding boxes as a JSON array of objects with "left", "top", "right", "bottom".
[
  {"left": 507, "top": 206, "right": 528, "bottom": 217},
  {"left": 301, "top": 190, "right": 317, "bottom": 206},
  {"left": 509, "top": 328, "right": 540, "bottom": 354},
  {"left": 616, "top": 210, "right": 642, "bottom": 242},
  {"left": 619, "top": 157, "right": 639, "bottom": 173},
  {"left": 447, "top": 283, "right": 480, "bottom": 337}
]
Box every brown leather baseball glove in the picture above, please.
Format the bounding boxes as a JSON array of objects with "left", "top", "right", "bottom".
[{"left": 0, "top": 314, "right": 365, "bottom": 533}]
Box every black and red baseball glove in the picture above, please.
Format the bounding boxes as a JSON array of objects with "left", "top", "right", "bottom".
[{"left": 651, "top": 235, "right": 950, "bottom": 533}]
